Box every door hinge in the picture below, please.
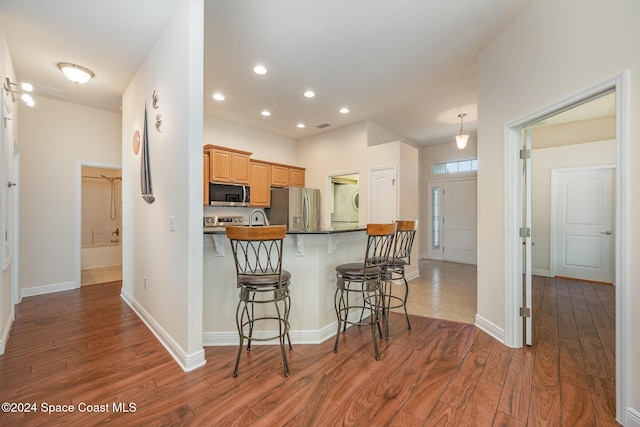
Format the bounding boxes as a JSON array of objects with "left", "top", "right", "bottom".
[
  {"left": 519, "top": 307, "right": 531, "bottom": 317},
  {"left": 520, "top": 148, "right": 530, "bottom": 159},
  {"left": 519, "top": 227, "right": 531, "bottom": 238}
]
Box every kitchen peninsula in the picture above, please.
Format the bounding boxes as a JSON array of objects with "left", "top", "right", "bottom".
[{"left": 203, "top": 226, "right": 367, "bottom": 345}]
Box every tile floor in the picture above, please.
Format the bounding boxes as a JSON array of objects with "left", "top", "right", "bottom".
[
  {"left": 392, "top": 258, "right": 477, "bottom": 324},
  {"left": 81, "top": 265, "right": 122, "bottom": 286}
]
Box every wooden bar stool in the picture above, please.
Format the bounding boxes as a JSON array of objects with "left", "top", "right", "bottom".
[
  {"left": 226, "top": 225, "right": 292, "bottom": 377},
  {"left": 333, "top": 223, "right": 396, "bottom": 360},
  {"left": 381, "top": 220, "right": 418, "bottom": 338}
]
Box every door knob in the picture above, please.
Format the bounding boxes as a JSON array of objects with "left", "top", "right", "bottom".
[{"left": 601, "top": 231, "right": 612, "bottom": 235}]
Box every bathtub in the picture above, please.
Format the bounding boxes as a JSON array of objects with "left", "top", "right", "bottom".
[{"left": 81, "top": 244, "right": 122, "bottom": 269}]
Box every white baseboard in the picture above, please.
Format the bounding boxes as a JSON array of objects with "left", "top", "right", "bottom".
[
  {"left": 120, "top": 289, "right": 206, "bottom": 372},
  {"left": 203, "top": 321, "right": 338, "bottom": 347},
  {"left": 532, "top": 268, "right": 551, "bottom": 277},
  {"left": 21, "top": 280, "right": 77, "bottom": 298},
  {"left": 405, "top": 269, "right": 420, "bottom": 282},
  {"left": 475, "top": 314, "right": 505, "bottom": 344},
  {"left": 0, "top": 307, "right": 15, "bottom": 355},
  {"left": 627, "top": 407, "right": 640, "bottom": 427}
]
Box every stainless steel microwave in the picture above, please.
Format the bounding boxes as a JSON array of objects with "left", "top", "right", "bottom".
[{"left": 209, "top": 182, "right": 251, "bottom": 207}]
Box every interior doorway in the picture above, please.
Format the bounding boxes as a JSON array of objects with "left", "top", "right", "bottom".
[
  {"left": 77, "top": 163, "right": 122, "bottom": 286},
  {"left": 506, "top": 75, "right": 626, "bottom": 420},
  {"left": 329, "top": 173, "right": 359, "bottom": 229}
]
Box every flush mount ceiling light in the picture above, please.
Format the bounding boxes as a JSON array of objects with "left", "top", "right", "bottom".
[
  {"left": 57, "top": 62, "right": 94, "bottom": 84},
  {"left": 296, "top": 123, "right": 305, "bottom": 128},
  {"left": 455, "top": 113, "right": 470, "bottom": 150},
  {"left": 3, "top": 77, "right": 36, "bottom": 107},
  {"left": 303, "top": 90, "right": 315, "bottom": 98},
  {"left": 261, "top": 110, "right": 271, "bottom": 117},
  {"left": 212, "top": 92, "right": 225, "bottom": 101},
  {"left": 339, "top": 107, "right": 350, "bottom": 114}
]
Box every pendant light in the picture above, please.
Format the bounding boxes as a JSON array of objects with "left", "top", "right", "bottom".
[{"left": 455, "top": 113, "right": 469, "bottom": 150}]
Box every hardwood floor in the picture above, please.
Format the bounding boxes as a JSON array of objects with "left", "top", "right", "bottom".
[{"left": 0, "top": 278, "right": 619, "bottom": 426}]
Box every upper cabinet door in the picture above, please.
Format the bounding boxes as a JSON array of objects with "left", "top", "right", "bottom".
[
  {"left": 207, "top": 145, "right": 251, "bottom": 184},
  {"left": 271, "top": 164, "right": 289, "bottom": 187},
  {"left": 289, "top": 167, "right": 305, "bottom": 188}
]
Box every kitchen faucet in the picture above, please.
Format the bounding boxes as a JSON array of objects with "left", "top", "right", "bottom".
[{"left": 249, "top": 209, "right": 269, "bottom": 226}]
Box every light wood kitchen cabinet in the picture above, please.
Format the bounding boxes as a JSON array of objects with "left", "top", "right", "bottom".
[
  {"left": 270, "top": 164, "right": 289, "bottom": 187},
  {"left": 205, "top": 145, "right": 251, "bottom": 184},
  {"left": 289, "top": 166, "right": 305, "bottom": 187},
  {"left": 202, "top": 145, "right": 306, "bottom": 205},
  {"left": 249, "top": 160, "right": 271, "bottom": 207},
  {"left": 203, "top": 149, "right": 210, "bottom": 205},
  {"left": 270, "top": 163, "right": 306, "bottom": 188}
]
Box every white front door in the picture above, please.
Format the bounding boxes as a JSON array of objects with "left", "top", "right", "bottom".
[
  {"left": 552, "top": 167, "right": 614, "bottom": 283},
  {"left": 369, "top": 166, "right": 396, "bottom": 223},
  {"left": 443, "top": 179, "right": 477, "bottom": 264}
]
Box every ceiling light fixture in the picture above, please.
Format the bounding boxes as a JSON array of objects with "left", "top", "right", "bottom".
[
  {"left": 303, "top": 90, "right": 315, "bottom": 98},
  {"left": 57, "top": 62, "right": 94, "bottom": 84},
  {"left": 3, "top": 77, "right": 36, "bottom": 107},
  {"left": 455, "top": 113, "right": 470, "bottom": 150},
  {"left": 253, "top": 65, "right": 267, "bottom": 75},
  {"left": 261, "top": 110, "right": 271, "bottom": 116},
  {"left": 296, "top": 123, "right": 305, "bottom": 128},
  {"left": 339, "top": 107, "right": 349, "bottom": 114},
  {"left": 212, "top": 92, "right": 225, "bottom": 101}
]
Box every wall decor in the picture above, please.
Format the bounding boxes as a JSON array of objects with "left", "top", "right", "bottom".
[
  {"left": 155, "top": 114, "right": 162, "bottom": 132},
  {"left": 152, "top": 89, "right": 159, "bottom": 109},
  {"left": 132, "top": 130, "right": 140, "bottom": 155},
  {"left": 140, "top": 104, "right": 155, "bottom": 204}
]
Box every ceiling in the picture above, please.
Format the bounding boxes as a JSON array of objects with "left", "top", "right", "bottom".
[{"left": 0, "top": 0, "right": 566, "bottom": 146}]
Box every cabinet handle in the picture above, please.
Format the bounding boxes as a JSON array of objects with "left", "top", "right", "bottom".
[{"left": 7, "top": 181, "right": 16, "bottom": 188}]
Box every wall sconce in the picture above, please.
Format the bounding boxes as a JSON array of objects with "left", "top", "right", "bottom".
[
  {"left": 3, "top": 77, "right": 35, "bottom": 107},
  {"left": 57, "top": 62, "right": 94, "bottom": 84},
  {"left": 455, "top": 113, "right": 470, "bottom": 150}
]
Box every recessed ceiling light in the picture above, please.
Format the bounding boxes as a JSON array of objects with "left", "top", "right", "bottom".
[
  {"left": 253, "top": 65, "right": 268, "bottom": 75},
  {"left": 339, "top": 107, "right": 350, "bottom": 114},
  {"left": 303, "top": 90, "right": 315, "bottom": 98},
  {"left": 297, "top": 123, "right": 305, "bottom": 128},
  {"left": 261, "top": 110, "right": 271, "bottom": 116},
  {"left": 212, "top": 93, "right": 225, "bottom": 101}
]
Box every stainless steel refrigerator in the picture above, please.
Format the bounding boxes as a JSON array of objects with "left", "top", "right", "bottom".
[{"left": 269, "top": 187, "right": 321, "bottom": 231}]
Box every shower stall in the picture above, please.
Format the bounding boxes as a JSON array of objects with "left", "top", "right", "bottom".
[{"left": 81, "top": 166, "right": 122, "bottom": 280}]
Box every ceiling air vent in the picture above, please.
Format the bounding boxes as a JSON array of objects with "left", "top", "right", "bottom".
[{"left": 316, "top": 123, "right": 330, "bottom": 129}]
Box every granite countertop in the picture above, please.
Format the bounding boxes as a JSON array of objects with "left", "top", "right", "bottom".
[{"left": 204, "top": 226, "right": 366, "bottom": 235}]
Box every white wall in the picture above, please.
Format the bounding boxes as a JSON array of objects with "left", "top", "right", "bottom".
[
  {"left": 121, "top": 0, "right": 204, "bottom": 371},
  {"left": 477, "top": 0, "right": 639, "bottom": 421},
  {"left": 19, "top": 97, "right": 121, "bottom": 294},
  {"left": 204, "top": 115, "right": 297, "bottom": 164},
  {"left": 531, "top": 140, "right": 615, "bottom": 275}
]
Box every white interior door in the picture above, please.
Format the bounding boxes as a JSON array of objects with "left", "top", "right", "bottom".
[
  {"left": 369, "top": 166, "right": 396, "bottom": 223},
  {"left": 443, "top": 180, "right": 477, "bottom": 264},
  {"left": 1, "top": 91, "right": 14, "bottom": 271},
  {"left": 523, "top": 128, "right": 532, "bottom": 346},
  {"left": 552, "top": 167, "right": 614, "bottom": 283}
]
